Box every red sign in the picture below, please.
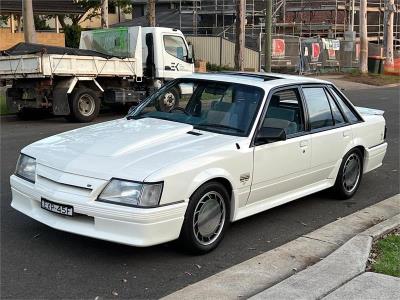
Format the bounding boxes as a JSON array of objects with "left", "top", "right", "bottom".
[
  {"left": 327, "top": 49, "right": 336, "bottom": 60},
  {"left": 355, "top": 43, "right": 360, "bottom": 61},
  {"left": 312, "top": 43, "right": 320, "bottom": 61},
  {"left": 272, "top": 39, "right": 285, "bottom": 58}
]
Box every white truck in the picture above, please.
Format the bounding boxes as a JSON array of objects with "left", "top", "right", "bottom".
[{"left": 0, "top": 27, "right": 194, "bottom": 122}]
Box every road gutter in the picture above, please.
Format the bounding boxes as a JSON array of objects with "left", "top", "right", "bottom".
[{"left": 163, "top": 194, "right": 400, "bottom": 300}]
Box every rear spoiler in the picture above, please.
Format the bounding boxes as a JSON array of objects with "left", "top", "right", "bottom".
[{"left": 355, "top": 106, "right": 385, "bottom": 116}]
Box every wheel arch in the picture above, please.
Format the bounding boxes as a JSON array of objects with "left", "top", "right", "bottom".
[
  {"left": 187, "top": 171, "right": 236, "bottom": 222},
  {"left": 351, "top": 144, "right": 367, "bottom": 166}
]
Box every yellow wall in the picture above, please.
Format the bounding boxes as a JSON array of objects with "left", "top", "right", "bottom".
[{"left": 0, "top": 28, "right": 65, "bottom": 50}]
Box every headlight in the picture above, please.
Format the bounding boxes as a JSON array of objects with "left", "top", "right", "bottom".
[
  {"left": 15, "top": 154, "right": 36, "bottom": 183},
  {"left": 97, "top": 179, "right": 163, "bottom": 208}
]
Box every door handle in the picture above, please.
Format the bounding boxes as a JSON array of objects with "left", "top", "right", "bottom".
[
  {"left": 343, "top": 130, "right": 351, "bottom": 138},
  {"left": 300, "top": 140, "right": 308, "bottom": 147}
]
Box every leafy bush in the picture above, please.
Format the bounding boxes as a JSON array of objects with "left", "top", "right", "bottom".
[
  {"left": 206, "top": 63, "right": 234, "bottom": 72},
  {"left": 64, "top": 24, "right": 82, "bottom": 48}
]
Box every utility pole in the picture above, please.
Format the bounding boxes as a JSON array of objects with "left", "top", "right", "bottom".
[
  {"left": 264, "top": 0, "right": 272, "bottom": 72},
  {"left": 350, "top": 0, "right": 355, "bottom": 32},
  {"left": 101, "top": 0, "right": 109, "bottom": 28},
  {"left": 23, "top": 0, "right": 36, "bottom": 43},
  {"left": 147, "top": 0, "right": 156, "bottom": 27},
  {"left": 234, "top": 0, "right": 245, "bottom": 71},
  {"left": 384, "top": 0, "right": 395, "bottom": 67},
  {"left": 359, "top": 0, "right": 368, "bottom": 74}
]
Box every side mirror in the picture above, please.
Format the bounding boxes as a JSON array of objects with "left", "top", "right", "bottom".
[
  {"left": 255, "top": 127, "right": 286, "bottom": 145},
  {"left": 187, "top": 43, "right": 194, "bottom": 64}
]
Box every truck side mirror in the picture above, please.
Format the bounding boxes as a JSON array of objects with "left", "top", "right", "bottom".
[{"left": 187, "top": 43, "right": 194, "bottom": 64}]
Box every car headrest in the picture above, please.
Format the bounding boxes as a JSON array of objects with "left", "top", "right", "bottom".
[{"left": 269, "top": 95, "right": 280, "bottom": 107}]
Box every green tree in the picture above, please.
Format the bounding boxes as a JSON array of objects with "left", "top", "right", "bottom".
[
  {"left": 64, "top": 24, "right": 82, "bottom": 48},
  {"left": 34, "top": 16, "right": 51, "bottom": 30},
  {"left": 57, "top": 0, "right": 133, "bottom": 29}
]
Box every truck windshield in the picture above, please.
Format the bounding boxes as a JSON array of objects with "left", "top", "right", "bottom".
[{"left": 127, "top": 79, "right": 264, "bottom": 137}]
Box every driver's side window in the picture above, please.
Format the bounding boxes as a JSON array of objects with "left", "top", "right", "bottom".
[
  {"left": 262, "top": 88, "right": 305, "bottom": 136},
  {"left": 163, "top": 35, "right": 188, "bottom": 60}
]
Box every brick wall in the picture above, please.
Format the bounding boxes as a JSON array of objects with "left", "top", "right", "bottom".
[{"left": 0, "top": 28, "right": 65, "bottom": 50}]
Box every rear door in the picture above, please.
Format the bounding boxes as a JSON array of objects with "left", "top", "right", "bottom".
[{"left": 301, "top": 85, "right": 353, "bottom": 182}]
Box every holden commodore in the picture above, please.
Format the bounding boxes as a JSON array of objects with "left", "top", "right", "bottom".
[{"left": 10, "top": 73, "right": 387, "bottom": 253}]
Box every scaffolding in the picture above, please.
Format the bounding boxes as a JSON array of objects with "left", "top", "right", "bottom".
[{"left": 177, "top": 0, "right": 399, "bottom": 46}]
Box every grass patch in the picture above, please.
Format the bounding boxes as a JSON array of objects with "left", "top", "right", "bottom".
[
  {"left": 0, "top": 88, "right": 9, "bottom": 115},
  {"left": 371, "top": 232, "right": 400, "bottom": 277},
  {"left": 343, "top": 72, "right": 400, "bottom": 86}
]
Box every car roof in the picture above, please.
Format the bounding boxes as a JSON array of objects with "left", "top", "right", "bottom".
[{"left": 181, "top": 72, "right": 331, "bottom": 90}]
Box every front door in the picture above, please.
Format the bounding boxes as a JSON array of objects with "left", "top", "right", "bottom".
[{"left": 247, "top": 87, "right": 312, "bottom": 205}]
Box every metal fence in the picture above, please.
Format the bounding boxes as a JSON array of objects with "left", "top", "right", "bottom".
[
  {"left": 186, "top": 36, "right": 260, "bottom": 71},
  {"left": 189, "top": 35, "right": 387, "bottom": 74},
  {"left": 265, "top": 35, "right": 361, "bottom": 74}
]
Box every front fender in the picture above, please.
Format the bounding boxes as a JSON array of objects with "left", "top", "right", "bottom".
[{"left": 187, "top": 167, "right": 236, "bottom": 198}]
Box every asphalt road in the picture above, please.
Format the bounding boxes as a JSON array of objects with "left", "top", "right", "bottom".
[{"left": 1, "top": 87, "right": 399, "bottom": 299}]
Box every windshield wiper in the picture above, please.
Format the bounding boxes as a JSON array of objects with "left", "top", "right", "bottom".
[{"left": 195, "top": 122, "right": 244, "bottom": 133}]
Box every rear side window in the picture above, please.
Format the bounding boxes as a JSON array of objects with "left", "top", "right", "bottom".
[
  {"left": 302, "top": 87, "right": 334, "bottom": 130},
  {"left": 326, "top": 91, "right": 345, "bottom": 124},
  {"left": 328, "top": 87, "right": 360, "bottom": 123}
]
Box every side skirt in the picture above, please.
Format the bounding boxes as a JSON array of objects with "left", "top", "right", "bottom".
[{"left": 233, "top": 179, "right": 335, "bottom": 222}]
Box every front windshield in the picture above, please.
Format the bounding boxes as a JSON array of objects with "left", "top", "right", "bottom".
[{"left": 128, "top": 79, "right": 264, "bottom": 137}]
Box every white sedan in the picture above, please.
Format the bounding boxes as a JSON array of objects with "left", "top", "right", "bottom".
[{"left": 10, "top": 73, "right": 387, "bottom": 253}]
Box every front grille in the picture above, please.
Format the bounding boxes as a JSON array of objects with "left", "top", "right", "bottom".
[{"left": 37, "top": 175, "right": 93, "bottom": 197}]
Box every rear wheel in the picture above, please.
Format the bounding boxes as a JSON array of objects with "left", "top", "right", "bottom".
[
  {"left": 157, "top": 87, "right": 180, "bottom": 112},
  {"left": 67, "top": 88, "right": 100, "bottom": 123},
  {"left": 333, "top": 149, "right": 363, "bottom": 199},
  {"left": 179, "top": 182, "right": 230, "bottom": 254}
]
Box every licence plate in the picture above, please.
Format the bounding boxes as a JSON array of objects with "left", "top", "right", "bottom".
[{"left": 41, "top": 199, "right": 73, "bottom": 216}]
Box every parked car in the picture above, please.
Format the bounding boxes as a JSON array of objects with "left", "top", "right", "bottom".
[{"left": 10, "top": 73, "right": 387, "bottom": 253}]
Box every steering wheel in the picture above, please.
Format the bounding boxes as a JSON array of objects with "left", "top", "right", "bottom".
[{"left": 169, "top": 106, "right": 192, "bottom": 116}]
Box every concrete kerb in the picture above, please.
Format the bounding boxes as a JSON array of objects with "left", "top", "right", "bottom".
[
  {"left": 251, "top": 204, "right": 400, "bottom": 300},
  {"left": 310, "top": 75, "right": 400, "bottom": 90},
  {"left": 163, "top": 194, "right": 400, "bottom": 300}
]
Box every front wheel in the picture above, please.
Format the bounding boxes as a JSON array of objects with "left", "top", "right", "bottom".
[
  {"left": 333, "top": 149, "right": 363, "bottom": 199},
  {"left": 179, "top": 182, "right": 230, "bottom": 254}
]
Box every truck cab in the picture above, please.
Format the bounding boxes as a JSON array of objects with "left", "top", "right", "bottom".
[{"left": 80, "top": 26, "right": 194, "bottom": 82}]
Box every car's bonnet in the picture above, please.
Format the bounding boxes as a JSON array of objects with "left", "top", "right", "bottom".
[{"left": 23, "top": 118, "right": 237, "bottom": 181}]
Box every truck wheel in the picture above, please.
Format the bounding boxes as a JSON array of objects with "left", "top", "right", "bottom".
[
  {"left": 68, "top": 88, "right": 100, "bottom": 123},
  {"left": 157, "top": 87, "right": 180, "bottom": 112}
]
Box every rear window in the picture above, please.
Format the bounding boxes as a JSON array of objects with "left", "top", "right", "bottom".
[
  {"left": 302, "top": 87, "right": 334, "bottom": 130},
  {"left": 328, "top": 87, "right": 361, "bottom": 123}
]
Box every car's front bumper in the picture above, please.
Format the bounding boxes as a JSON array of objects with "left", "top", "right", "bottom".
[{"left": 10, "top": 175, "right": 187, "bottom": 247}]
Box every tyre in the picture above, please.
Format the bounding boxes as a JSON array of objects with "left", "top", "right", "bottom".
[
  {"left": 333, "top": 148, "right": 363, "bottom": 199},
  {"left": 156, "top": 87, "right": 180, "bottom": 112},
  {"left": 179, "top": 181, "right": 230, "bottom": 254},
  {"left": 67, "top": 88, "right": 100, "bottom": 123}
]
